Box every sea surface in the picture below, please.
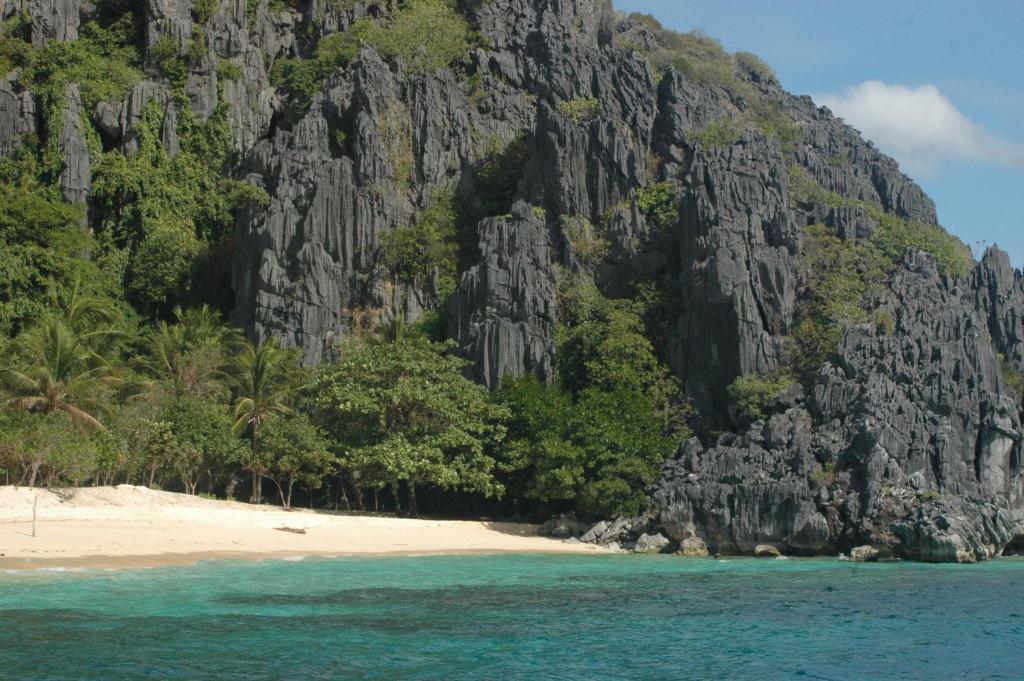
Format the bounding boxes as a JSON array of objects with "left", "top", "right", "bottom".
[{"left": 0, "top": 554, "right": 1022, "bottom": 680}]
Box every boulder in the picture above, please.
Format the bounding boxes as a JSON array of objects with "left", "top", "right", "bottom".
[
  {"left": 849, "top": 546, "right": 880, "bottom": 563},
  {"left": 633, "top": 533, "right": 670, "bottom": 554},
  {"left": 676, "top": 536, "right": 709, "bottom": 558},
  {"left": 754, "top": 544, "right": 782, "bottom": 558},
  {"left": 538, "top": 514, "right": 586, "bottom": 539}
]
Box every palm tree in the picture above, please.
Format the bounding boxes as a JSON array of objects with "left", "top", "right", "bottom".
[
  {"left": 142, "top": 305, "right": 240, "bottom": 398},
  {"left": 228, "top": 339, "right": 301, "bottom": 503},
  {"left": 0, "top": 317, "right": 117, "bottom": 431}
]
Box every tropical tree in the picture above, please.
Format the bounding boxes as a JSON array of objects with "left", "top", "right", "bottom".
[
  {"left": 0, "top": 316, "right": 120, "bottom": 431},
  {"left": 164, "top": 395, "right": 247, "bottom": 495},
  {"left": 141, "top": 304, "right": 239, "bottom": 398},
  {"left": 309, "top": 336, "right": 508, "bottom": 516},
  {"left": 228, "top": 339, "right": 301, "bottom": 503},
  {"left": 260, "top": 414, "right": 334, "bottom": 508}
]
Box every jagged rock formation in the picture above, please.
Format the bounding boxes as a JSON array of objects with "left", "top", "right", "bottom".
[
  {"left": 653, "top": 250, "right": 1024, "bottom": 562},
  {"left": 57, "top": 84, "right": 90, "bottom": 210},
  {"left": 449, "top": 201, "right": 556, "bottom": 388},
  {"left": 1, "top": 0, "right": 1022, "bottom": 560}
]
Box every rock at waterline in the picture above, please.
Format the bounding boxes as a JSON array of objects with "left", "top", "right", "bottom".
[
  {"left": 849, "top": 545, "right": 881, "bottom": 563},
  {"left": 676, "top": 536, "right": 710, "bottom": 558},
  {"left": 633, "top": 533, "right": 670, "bottom": 554}
]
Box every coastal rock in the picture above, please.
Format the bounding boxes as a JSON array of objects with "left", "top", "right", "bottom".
[
  {"left": 57, "top": 84, "right": 90, "bottom": 212},
  {"left": 579, "top": 521, "right": 609, "bottom": 544},
  {"left": 675, "top": 536, "right": 709, "bottom": 558},
  {"left": 538, "top": 513, "right": 586, "bottom": 539},
  {"left": 0, "top": 79, "right": 37, "bottom": 157},
  {"left": 849, "top": 545, "right": 880, "bottom": 563},
  {"left": 653, "top": 249, "right": 1024, "bottom": 562},
  {"left": 28, "top": 0, "right": 80, "bottom": 44},
  {"left": 634, "top": 532, "right": 670, "bottom": 554},
  {"left": 754, "top": 544, "right": 782, "bottom": 558}
]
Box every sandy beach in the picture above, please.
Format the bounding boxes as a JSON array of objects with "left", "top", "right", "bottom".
[{"left": 0, "top": 485, "right": 602, "bottom": 569}]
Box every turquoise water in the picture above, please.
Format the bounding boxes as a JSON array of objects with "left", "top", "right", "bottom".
[{"left": 1, "top": 555, "right": 1023, "bottom": 680}]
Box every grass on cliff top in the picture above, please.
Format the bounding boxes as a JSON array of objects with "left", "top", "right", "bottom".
[
  {"left": 788, "top": 165, "right": 972, "bottom": 279},
  {"left": 272, "top": 0, "right": 474, "bottom": 119},
  {"left": 620, "top": 14, "right": 776, "bottom": 89}
]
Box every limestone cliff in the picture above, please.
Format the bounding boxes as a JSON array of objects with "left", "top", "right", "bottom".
[{"left": 1, "top": 0, "right": 1022, "bottom": 561}]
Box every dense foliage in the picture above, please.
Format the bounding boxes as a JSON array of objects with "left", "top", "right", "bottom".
[
  {"left": 727, "top": 373, "right": 799, "bottom": 422},
  {"left": 492, "top": 278, "right": 691, "bottom": 519},
  {"left": 310, "top": 334, "right": 508, "bottom": 515}
]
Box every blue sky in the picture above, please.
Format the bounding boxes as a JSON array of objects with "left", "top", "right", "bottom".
[{"left": 615, "top": 0, "right": 1024, "bottom": 266}]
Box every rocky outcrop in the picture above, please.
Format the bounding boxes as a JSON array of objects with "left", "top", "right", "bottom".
[
  {"left": 0, "top": 78, "right": 36, "bottom": 157},
  {"left": 672, "top": 130, "right": 800, "bottom": 424},
  {"left": 2, "top": 0, "right": 1023, "bottom": 562},
  {"left": 652, "top": 250, "right": 1024, "bottom": 562},
  {"left": 28, "top": 0, "right": 80, "bottom": 44},
  {"left": 57, "top": 84, "right": 90, "bottom": 211},
  {"left": 449, "top": 202, "right": 556, "bottom": 388}
]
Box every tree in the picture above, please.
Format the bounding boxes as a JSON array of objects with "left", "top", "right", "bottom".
[
  {"left": 227, "top": 339, "right": 301, "bottom": 503},
  {"left": 164, "top": 396, "right": 246, "bottom": 495},
  {"left": 494, "top": 283, "right": 690, "bottom": 519},
  {"left": 260, "top": 414, "right": 334, "bottom": 508},
  {"left": 309, "top": 336, "right": 508, "bottom": 516},
  {"left": 492, "top": 375, "right": 585, "bottom": 513},
  {"left": 0, "top": 316, "right": 119, "bottom": 431},
  {"left": 141, "top": 304, "right": 239, "bottom": 398}
]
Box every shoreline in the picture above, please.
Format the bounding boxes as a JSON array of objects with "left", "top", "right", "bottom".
[
  {"left": 0, "top": 485, "right": 606, "bottom": 571},
  {"left": 0, "top": 547, "right": 608, "bottom": 572}
]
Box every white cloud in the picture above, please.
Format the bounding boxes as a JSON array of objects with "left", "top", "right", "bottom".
[{"left": 816, "top": 81, "right": 1024, "bottom": 175}]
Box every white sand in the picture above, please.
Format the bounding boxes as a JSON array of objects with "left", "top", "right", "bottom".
[{"left": 0, "top": 485, "right": 602, "bottom": 569}]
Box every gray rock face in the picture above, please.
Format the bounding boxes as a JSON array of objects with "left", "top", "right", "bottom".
[
  {"left": 848, "top": 545, "right": 880, "bottom": 562},
  {"left": 57, "top": 84, "right": 90, "bottom": 211},
  {"left": 3, "top": 0, "right": 1023, "bottom": 563},
  {"left": 673, "top": 131, "right": 800, "bottom": 424},
  {"left": 0, "top": 79, "right": 36, "bottom": 157},
  {"left": 28, "top": 0, "right": 80, "bottom": 44},
  {"left": 634, "top": 532, "right": 670, "bottom": 553},
  {"left": 449, "top": 202, "right": 556, "bottom": 388},
  {"left": 653, "top": 250, "right": 1024, "bottom": 562}
]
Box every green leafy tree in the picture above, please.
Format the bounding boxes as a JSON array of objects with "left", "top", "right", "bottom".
[
  {"left": 164, "top": 396, "right": 246, "bottom": 495},
  {"left": 496, "top": 281, "right": 690, "bottom": 519},
  {"left": 228, "top": 339, "right": 301, "bottom": 503},
  {"left": 727, "top": 372, "right": 799, "bottom": 422},
  {"left": 309, "top": 336, "right": 508, "bottom": 516},
  {"left": 492, "top": 375, "right": 585, "bottom": 512},
  {"left": 260, "top": 414, "right": 334, "bottom": 508},
  {"left": 0, "top": 411, "right": 109, "bottom": 487}
]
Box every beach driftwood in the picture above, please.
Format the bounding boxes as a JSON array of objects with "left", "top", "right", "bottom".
[{"left": 274, "top": 527, "right": 307, "bottom": 535}]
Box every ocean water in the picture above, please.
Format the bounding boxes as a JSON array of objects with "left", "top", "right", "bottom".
[{"left": 0, "top": 555, "right": 1022, "bottom": 680}]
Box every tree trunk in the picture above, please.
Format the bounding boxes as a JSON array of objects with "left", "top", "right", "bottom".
[
  {"left": 273, "top": 478, "right": 287, "bottom": 508},
  {"left": 407, "top": 483, "right": 418, "bottom": 517},
  {"left": 390, "top": 483, "right": 401, "bottom": 515},
  {"left": 338, "top": 478, "right": 351, "bottom": 511},
  {"left": 250, "top": 418, "right": 262, "bottom": 504},
  {"left": 286, "top": 476, "right": 295, "bottom": 509}
]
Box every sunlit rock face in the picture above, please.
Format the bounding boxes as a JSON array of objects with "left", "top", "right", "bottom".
[{"left": 2, "top": 0, "right": 1021, "bottom": 561}]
